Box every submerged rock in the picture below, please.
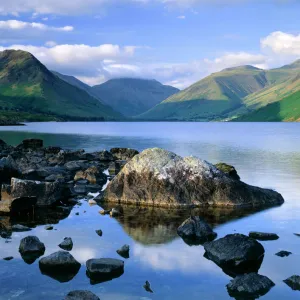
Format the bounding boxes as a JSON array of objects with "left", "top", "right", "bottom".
[
  {"left": 275, "top": 250, "right": 292, "bottom": 257},
  {"left": 65, "top": 290, "right": 100, "bottom": 300},
  {"left": 227, "top": 273, "right": 275, "bottom": 298},
  {"left": 283, "top": 275, "right": 300, "bottom": 291},
  {"left": 59, "top": 238, "right": 73, "bottom": 251},
  {"left": 204, "top": 234, "right": 265, "bottom": 277},
  {"left": 215, "top": 163, "right": 240, "bottom": 180},
  {"left": 103, "top": 148, "right": 284, "bottom": 208},
  {"left": 39, "top": 251, "right": 81, "bottom": 283},
  {"left": 249, "top": 232, "right": 279, "bottom": 241},
  {"left": 116, "top": 245, "right": 130, "bottom": 259},
  {"left": 177, "top": 216, "right": 217, "bottom": 245},
  {"left": 86, "top": 258, "right": 124, "bottom": 283}
]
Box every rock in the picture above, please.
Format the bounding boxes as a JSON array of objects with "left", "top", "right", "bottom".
[
  {"left": 110, "top": 207, "right": 123, "bottom": 217},
  {"left": 177, "top": 216, "right": 217, "bottom": 245},
  {"left": 45, "top": 225, "right": 53, "bottom": 230},
  {"left": 249, "top": 232, "right": 279, "bottom": 241},
  {"left": 294, "top": 233, "right": 300, "bottom": 237},
  {"left": 117, "top": 244, "right": 130, "bottom": 259},
  {"left": 283, "top": 275, "right": 300, "bottom": 291},
  {"left": 86, "top": 258, "right": 124, "bottom": 283},
  {"left": 10, "top": 178, "right": 64, "bottom": 206},
  {"left": 95, "top": 230, "right": 103, "bottom": 237},
  {"left": 3, "top": 256, "right": 14, "bottom": 261},
  {"left": 215, "top": 163, "right": 240, "bottom": 180},
  {"left": 0, "top": 196, "right": 37, "bottom": 214},
  {"left": 64, "top": 161, "right": 88, "bottom": 172},
  {"left": 75, "top": 212, "right": 79, "bottom": 216},
  {"left": 19, "top": 236, "right": 45, "bottom": 264},
  {"left": 98, "top": 150, "right": 114, "bottom": 162},
  {"left": 1, "top": 183, "right": 12, "bottom": 200},
  {"left": 204, "top": 234, "right": 265, "bottom": 277},
  {"left": 39, "top": 251, "right": 81, "bottom": 282},
  {"left": 89, "top": 199, "right": 97, "bottom": 205},
  {"left": 103, "top": 148, "right": 284, "bottom": 208},
  {"left": 108, "top": 161, "right": 127, "bottom": 176},
  {"left": 17, "top": 139, "right": 43, "bottom": 150},
  {"left": 227, "top": 273, "right": 275, "bottom": 298},
  {"left": 110, "top": 148, "right": 139, "bottom": 161},
  {"left": 65, "top": 290, "right": 100, "bottom": 300},
  {"left": 12, "top": 224, "right": 32, "bottom": 232},
  {"left": 74, "top": 166, "right": 107, "bottom": 186},
  {"left": 143, "top": 281, "right": 153, "bottom": 293},
  {"left": 99, "top": 209, "right": 110, "bottom": 215},
  {"left": 58, "top": 238, "right": 73, "bottom": 251},
  {"left": 275, "top": 250, "right": 292, "bottom": 257},
  {"left": 0, "top": 156, "right": 21, "bottom": 184}
]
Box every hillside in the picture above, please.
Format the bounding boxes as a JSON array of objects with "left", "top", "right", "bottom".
[
  {"left": 0, "top": 50, "right": 122, "bottom": 121},
  {"left": 139, "top": 62, "right": 300, "bottom": 121},
  {"left": 91, "top": 78, "right": 179, "bottom": 117},
  {"left": 235, "top": 90, "right": 300, "bottom": 122}
]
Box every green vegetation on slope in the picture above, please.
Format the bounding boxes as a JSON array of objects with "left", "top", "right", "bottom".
[{"left": 0, "top": 50, "right": 122, "bottom": 121}]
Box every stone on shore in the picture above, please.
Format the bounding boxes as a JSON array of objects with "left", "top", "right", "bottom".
[
  {"left": 227, "top": 273, "right": 275, "bottom": 298},
  {"left": 177, "top": 216, "right": 217, "bottom": 245},
  {"left": 283, "top": 275, "right": 300, "bottom": 291},
  {"left": 65, "top": 290, "right": 100, "bottom": 300},
  {"left": 103, "top": 148, "right": 284, "bottom": 208},
  {"left": 249, "top": 232, "right": 279, "bottom": 241},
  {"left": 204, "top": 234, "right": 265, "bottom": 276}
]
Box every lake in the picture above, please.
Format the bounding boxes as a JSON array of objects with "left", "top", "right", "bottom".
[{"left": 0, "top": 122, "right": 300, "bottom": 300}]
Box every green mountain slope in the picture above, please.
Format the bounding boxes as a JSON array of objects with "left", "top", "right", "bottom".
[
  {"left": 235, "top": 90, "right": 300, "bottom": 122},
  {"left": 91, "top": 78, "right": 179, "bottom": 117},
  {"left": 0, "top": 50, "right": 122, "bottom": 121},
  {"left": 139, "top": 62, "right": 300, "bottom": 121}
]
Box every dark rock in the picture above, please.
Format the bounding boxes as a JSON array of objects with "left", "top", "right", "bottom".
[
  {"left": 75, "top": 212, "right": 79, "bottom": 216},
  {"left": 227, "top": 273, "right": 275, "bottom": 298},
  {"left": 86, "top": 258, "right": 124, "bottom": 283},
  {"left": 12, "top": 224, "right": 32, "bottom": 232},
  {"left": 0, "top": 196, "right": 37, "bottom": 214},
  {"left": 19, "top": 236, "right": 45, "bottom": 264},
  {"left": 74, "top": 166, "right": 107, "bottom": 186},
  {"left": 99, "top": 209, "right": 110, "bottom": 215},
  {"left": 215, "top": 163, "right": 240, "bottom": 180},
  {"left": 275, "top": 250, "right": 292, "bottom": 257},
  {"left": 65, "top": 290, "right": 100, "bottom": 300},
  {"left": 17, "top": 139, "right": 43, "bottom": 150},
  {"left": 95, "top": 230, "right": 103, "bottom": 237},
  {"left": 110, "top": 148, "right": 139, "bottom": 161},
  {"left": 44, "top": 146, "right": 62, "bottom": 155},
  {"left": 294, "top": 233, "right": 300, "bottom": 237},
  {"left": 144, "top": 281, "right": 153, "bottom": 293},
  {"left": 249, "top": 232, "right": 279, "bottom": 241},
  {"left": 0, "top": 156, "right": 21, "bottom": 184},
  {"left": 45, "top": 225, "right": 53, "bottom": 230},
  {"left": 39, "top": 251, "right": 81, "bottom": 283},
  {"left": 3, "top": 256, "right": 14, "bottom": 261},
  {"left": 103, "top": 148, "right": 284, "bottom": 208},
  {"left": 59, "top": 238, "right": 73, "bottom": 251},
  {"left": 204, "top": 234, "right": 265, "bottom": 277},
  {"left": 110, "top": 206, "right": 123, "bottom": 217},
  {"left": 64, "top": 160, "right": 88, "bottom": 172},
  {"left": 108, "top": 161, "right": 127, "bottom": 175},
  {"left": 117, "top": 244, "right": 130, "bottom": 259},
  {"left": 177, "top": 216, "right": 217, "bottom": 245},
  {"left": 283, "top": 275, "right": 300, "bottom": 291},
  {"left": 98, "top": 150, "right": 114, "bottom": 162}
]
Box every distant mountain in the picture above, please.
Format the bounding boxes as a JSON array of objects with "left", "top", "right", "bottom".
[
  {"left": 0, "top": 50, "right": 122, "bottom": 121},
  {"left": 139, "top": 62, "right": 299, "bottom": 121},
  {"left": 91, "top": 78, "right": 179, "bottom": 117}
]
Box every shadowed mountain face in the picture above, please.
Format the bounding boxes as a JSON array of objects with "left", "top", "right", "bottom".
[
  {"left": 139, "top": 61, "right": 300, "bottom": 121},
  {"left": 0, "top": 50, "right": 122, "bottom": 121},
  {"left": 91, "top": 78, "right": 179, "bottom": 117}
]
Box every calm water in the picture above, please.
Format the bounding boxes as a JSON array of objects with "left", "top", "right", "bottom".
[{"left": 0, "top": 122, "right": 300, "bottom": 300}]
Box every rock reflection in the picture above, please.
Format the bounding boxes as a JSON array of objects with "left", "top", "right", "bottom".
[{"left": 101, "top": 203, "right": 272, "bottom": 245}]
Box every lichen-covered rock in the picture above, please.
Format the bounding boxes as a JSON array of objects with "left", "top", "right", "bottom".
[
  {"left": 249, "top": 231, "right": 279, "bottom": 241},
  {"left": 283, "top": 275, "right": 300, "bottom": 290},
  {"left": 10, "top": 178, "right": 63, "bottom": 206},
  {"left": 65, "top": 290, "right": 100, "bottom": 300},
  {"left": 227, "top": 273, "right": 275, "bottom": 298},
  {"left": 110, "top": 148, "right": 139, "bottom": 161},
  {"left": 204, "top": 234, "right": 265, "bottom": 276},
  {"left": 215, "top": 163, "right": 240, "bottom": 180},
  {"left": 103, "top": 148, "right": 284, "bottom": 208},
  {"left": 74, "top": 166, "right": 107, "bottom": 185},
  {"left": 177, "top": 216, "right": 217, "bottom": 245}
]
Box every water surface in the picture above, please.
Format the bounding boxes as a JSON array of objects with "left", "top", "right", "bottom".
[{"left": 0, "top": 122, "right": 300, "bottom": 299}]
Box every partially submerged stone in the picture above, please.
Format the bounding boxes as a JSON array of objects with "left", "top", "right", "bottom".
[
  {"left": 275, "top": 250, "right": 292, "bottom": 257},
  {"left": 177, "top": 216, "right": 217, "bottom": 245},
  {"left": 12, "top": 224, "right": 32, "bottom": 232},
  {"left": 143, "top": 281, "right": 153, "bottom": 293},
  {"left": 95, "top": 230, "right": 103, "bottom": 237},
  {"left": 227, "top": 273, "right": 275, "bottom": 298},
  {"left": 65, "top": 290, "right": 100, "bottom": 300},
  {"left": 283, "top": 275, "right": 300, "bottom": 291},
  {"left": 103, "top": 148, "right": 284, "bottom": 208},
  {"left": 204, "top": 234, "right": 265, "bottom": 277},
  {"left": 59, "top": 238, "right": 73, "bottom": 251},
  {"left": 249, "top": 231, "right": 279, "bottom": 241},
  {"left": 19, "top": 236, "right": 45, "bottom": 264},
  {"left": 215, "top": 162, "right": 240, "bottom": 180},
  {"left": 116, "top": 245, "right": 130, "bottom": 259}
]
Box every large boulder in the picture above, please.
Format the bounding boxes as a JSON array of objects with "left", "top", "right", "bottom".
[
  {"left": 283, "top": 275, "right": 300, "bottom": 291},
  {"left": 177, "top": 216, "right": 217, "bottom": 245},
  {"left": 204, "top": 234, "right": 265, "bottom": 276},
  {"left": 86, "top": 258, "right": 124, "bottom": 283},
  {"left": 227, "top": 273, "right": 275, "bottom": 298},
  {"left": 103, "top": 148, "right": 284, "bottom": 208},
  {"left": 110, "top": 148, "right": 139, "bottom": 161},
  {"left": 65, "top": 290, "right": 100, "bottom": 300},
  {"left": 10, "top": 178, "right": 64, "bottom": 206}
]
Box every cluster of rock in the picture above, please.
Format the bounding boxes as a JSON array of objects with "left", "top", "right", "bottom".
[{"left": 0, "top": 138, "right": 139, "bottom": 214}]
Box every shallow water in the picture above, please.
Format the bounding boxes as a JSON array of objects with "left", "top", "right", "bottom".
[{"left": 0, "top": 122, "right": 300, "bottom": 300}]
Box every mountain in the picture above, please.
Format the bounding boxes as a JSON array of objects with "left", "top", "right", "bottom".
[
  {"left": 235, "top": 90, "right": 300, "bottom": 122},
  {"left": 0, "top": 50, "right": 122, "bottom": 121},
  {"left": 139, "top": 62, "right": 300, "bottom": 121},
  {"left": 91, "top": 78, "right": 179, "bottom": 117}
]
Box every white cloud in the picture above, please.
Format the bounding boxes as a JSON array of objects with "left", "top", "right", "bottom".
[
  {"left": 177, "top": 15, "right": 186, "bottom": 19},
  {"left": 45, "top": 41, "right": 57, "bottom": 47},
  {"left": 0, "top": 20, "right": 73, "bottom": 31}
]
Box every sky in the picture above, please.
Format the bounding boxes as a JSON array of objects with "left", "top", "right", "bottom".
[{"left": 0, "top": 0, "right": 299, "bottom": 89}]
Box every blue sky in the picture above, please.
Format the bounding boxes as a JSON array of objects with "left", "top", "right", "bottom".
[{"left": 0, "top": 0, "right": 299, "bottom": 88}]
